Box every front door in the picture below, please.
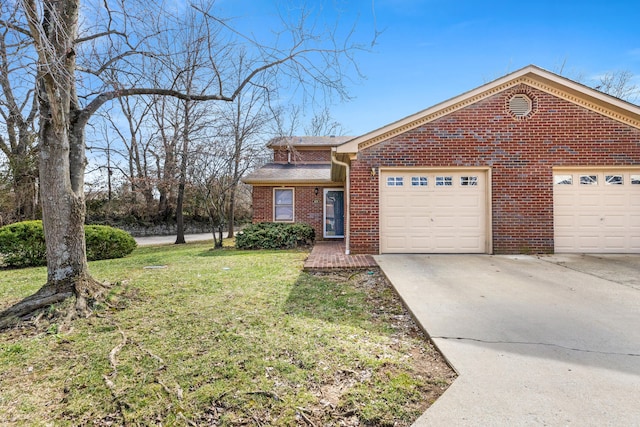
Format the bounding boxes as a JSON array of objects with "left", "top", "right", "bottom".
[{"left": 324, "top": 189, "right": 345, "bottom": 238}]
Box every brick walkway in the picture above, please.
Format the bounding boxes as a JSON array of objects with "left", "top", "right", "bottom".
[{"left": 303, "top": 240, "right": 378, "bottom": 271}]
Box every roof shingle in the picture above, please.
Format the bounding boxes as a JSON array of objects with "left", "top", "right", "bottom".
[
  {"left": 242, "top": 163, "right": 337, "bottom": 184},
  {"left": 267, "top": 135, "right": 354, "bottom": 147}
]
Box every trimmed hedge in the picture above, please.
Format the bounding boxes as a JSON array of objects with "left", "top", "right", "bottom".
[
  {"left": 85, "top": 225, "right": 137, "bottom": 261},
  {"left": 0, "top": 221, "right": 137, "bottom": 268},
  {"left": 235, "top": 222, "right": 315, "bottom": 250},
  {"left": 0, "top": 221, "right": 46, "bottom": 268}
]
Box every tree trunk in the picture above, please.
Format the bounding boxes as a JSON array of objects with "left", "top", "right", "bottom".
[
  {"left": 1, "top": 0, "right": 107, "bottom": 329},
  {"left": 0, "top": 100, "right": 106, "bottom": 330},
  {"left": 174, "top": 99, "right": 191, "bottom": 245},
  {"left": 158, "top": 149, "right": 176, "bottom": 221},
  {"left": 226, "top": 187, "right": 235, "bottom": 239},
  {"left": 175, "top": 179, "right": 186, "bottom": 244},
  {"left": 38, "top": 108, "right": 106, "bottom": 315}
]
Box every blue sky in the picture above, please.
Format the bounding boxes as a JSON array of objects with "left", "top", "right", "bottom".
[
  {"left": 219, "top": 0, "right": 640, "bottom": 136},
  {"left": 333, "top": 0, "right": 640, "bottom": 135}
]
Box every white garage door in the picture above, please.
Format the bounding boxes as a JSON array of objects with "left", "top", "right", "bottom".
[
  {"left": 380, "top": 169, "right": 488, "bottom": 253},
  {"left": 554, "top": 169, "right": 640, "bottom": 253}
]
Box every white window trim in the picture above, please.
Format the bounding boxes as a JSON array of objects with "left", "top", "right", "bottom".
[
  {"left": 554, "top": 174, "right": 573, "bottom": 185},
  {"left": 460, "top": 176, "right": 479, "bottom": 186},
  {"left": 579, "top": 175, "right": 598, "bottom": 185},
  {"left": 273, "top": 188, "right": 295, "bottom": 223},
  {"left": 411, "top": 176, "right": 428, "bottom": 187},
  {"left": 386, "top": 176, "right": 404, "bottom": 186},
  {"left": 605, "top": 175, "right": 623, "bottom": 185},
  {"left": 435, "top": 176, "right": 453, "bottom": 186}
]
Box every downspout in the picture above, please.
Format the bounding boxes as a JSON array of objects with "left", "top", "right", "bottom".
[{"left": 331, "top": 149, "right": 350, "bottom": 255}]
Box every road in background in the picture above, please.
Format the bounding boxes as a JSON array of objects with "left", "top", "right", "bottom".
[{"left": 134, "top": 233, "right": 213, "bottom": 246}]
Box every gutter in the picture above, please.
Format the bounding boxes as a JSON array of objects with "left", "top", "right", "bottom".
[{"left": 331, "top": 149, "right": 350, "bottom": 255}]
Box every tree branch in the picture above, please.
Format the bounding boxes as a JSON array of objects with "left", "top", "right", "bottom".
[
  {"left": 0, "top": 19, "right": 32, "bottom": 38},
  {"left": 74, "top": 29, "right": 127, "bottom": 45},
  {"left": 76, "top": 50, "right": 156, "bottom": 77}
]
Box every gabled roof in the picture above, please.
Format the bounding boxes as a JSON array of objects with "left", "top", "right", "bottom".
[
  {"left": 268, "top": 135, "right": 354, "bottom": 148},
  {"left": 336, "top": 64, "right": 640, "bottom": 154},
  {"left": 242, "top": 163, "right": 338, "bottom": 185}
]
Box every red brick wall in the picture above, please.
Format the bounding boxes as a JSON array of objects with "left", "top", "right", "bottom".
[
  {"left": 251, "top": 186, "right": 329, "bottom": 240},
  {"left": 273, "top": 149, "right": 287, "bottom": 162},
  {"left": 273, "top": 148, "right": 331, "bottom": 163},
  {"left": 252, "top": 186, "right": 272, "bottom": 223},
  {"left": 350, "top": 84, "right": 640, "bottom": 254}
]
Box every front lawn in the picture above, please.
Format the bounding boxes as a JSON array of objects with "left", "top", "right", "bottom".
[{"left": 0, "top": 242, "right": 454, "bottom": 426}]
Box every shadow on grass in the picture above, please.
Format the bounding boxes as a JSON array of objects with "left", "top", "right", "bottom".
[{"left": 283, "top": 272, "right": 373, "bottom": 330}]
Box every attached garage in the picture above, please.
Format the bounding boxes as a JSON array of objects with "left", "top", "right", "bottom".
[
  {"left": 379, "top": 169, "right": 490, "bottom": 253},
  {"left": 554, "top": 169, "right": 640, "bottom": 253},
  {"left": 321, "top": 65, "right": 640, "bottom": 255}
]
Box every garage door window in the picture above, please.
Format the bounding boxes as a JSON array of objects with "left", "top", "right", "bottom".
[
  {"left": 554, "top": 175, "right": 573, "bottom": 185},
  {"left": 580, "top": 175, "right": 597, "bottom": 185},
  {"left": 411, "top": 176, "right": 428, "bottom": 186},
  {"left": 387, "top": 176, "right": 404, "bottom": 186},
  {"left": 460, "top": 176, "right": 478, "bottom": 186},
  {"left": 436, "top": 176, "right": 453, "bottom": 186},
  {"left": 606, "top": 175, "right": 623, "bottom": 185},
  {"left": 632, "top": 175, "right": 640, "bottom": 185}
]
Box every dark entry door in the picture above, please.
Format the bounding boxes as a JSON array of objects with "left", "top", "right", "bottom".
[{"left": 324, "top": 189, "right": 344, "bottom": 238}]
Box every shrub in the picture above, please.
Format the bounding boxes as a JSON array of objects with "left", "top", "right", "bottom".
[
  {"left": 0, "top": 220, "right": 46, "bottom": 268},
  {"left": 0, "top": 221, "right": 137, "bottom": 268},
  {"left": 235, "top": 222, "right": 315, "bottom": 250},
  {"left": 85, "top": 225, "right": 137, "bottom": 261}
]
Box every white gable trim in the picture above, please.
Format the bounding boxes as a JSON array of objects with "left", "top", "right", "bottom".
[{"left": 336, "top": 65, "right": 640, "bottom": 154}]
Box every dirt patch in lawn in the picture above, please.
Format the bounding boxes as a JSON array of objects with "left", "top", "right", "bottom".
[{"left": 299, "top": 269, "right": 457, "bottom": 425}]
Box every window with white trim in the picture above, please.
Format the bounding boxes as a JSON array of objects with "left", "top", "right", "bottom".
[
  {"left": 605, "top": 175, "right": 623, "bottom": 185},
  {"left": 411, "top": 176, "right": 428, "bottom": 186},
  {"left": 580, "top": 175, "right": 598, "bottom": 185},
  {"left": 274, "top": 188, "right": 294, "bottom": 222},
  {"left": 460, "top": 176, "right": 478, "bottom": 186},
  {"left": 387, "top": 176, "right": 404, "bottom": 186},
  {"left": 435, "top": 176, "right": 453, "bottom": 186},
  {"left": 554, "top": 175, "right": 573, "bottom": 185},
  {"left": 632, "top": 175, "right": 640, "bottom": 185}
]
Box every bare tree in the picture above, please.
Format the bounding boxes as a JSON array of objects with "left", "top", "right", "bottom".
[
  {"left": 304, "top": 107, "right": 346, "bottom": 136},
  {"left": 190, "top": 140, "right": 234, "bottom": 248},
  {"left": 166, "top": 15, "right": 216, "bottom": 245},
  {"left": 215, "top": 54, "right": 273, "bottom": 238},
  {"left": 0, "top": 0, "right": 366, "bottom": 328},
  {"left": 150, "top": 95, "right": 181, "bottom": 221},
  {"left": 104, "top": 97, "right": 157, "bottom": 218},
  {"left": 223, "top": 94, "right": 270, "bottom": 238},
  {"left": 595, "top": 70, "right": 638, "bottom": 103},
  {"left": 0, "top": 3, "right": 39, "bottom": 221},
  {"left": 554, "top": 60, "right": 638, "bottom": 104}
]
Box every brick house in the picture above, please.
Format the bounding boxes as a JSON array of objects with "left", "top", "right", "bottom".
[
  {"left": 243, "top": 65, "right": 640, "bottom": 254},
  {"left": 242, "top": 135, "right": 354, "bottom": 241}
]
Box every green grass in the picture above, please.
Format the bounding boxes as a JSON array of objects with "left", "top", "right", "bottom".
[{"left": 0, "top": 242, "right": 454, "bottom": 426}]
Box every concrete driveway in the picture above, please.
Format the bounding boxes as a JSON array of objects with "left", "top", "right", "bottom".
[{"left": 374, "top": 254, "right": 640, "bottom": 426}]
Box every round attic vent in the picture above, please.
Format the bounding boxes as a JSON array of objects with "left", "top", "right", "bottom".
[{"left": 508, "top": 94, "right": 532, "bottom": 118}]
